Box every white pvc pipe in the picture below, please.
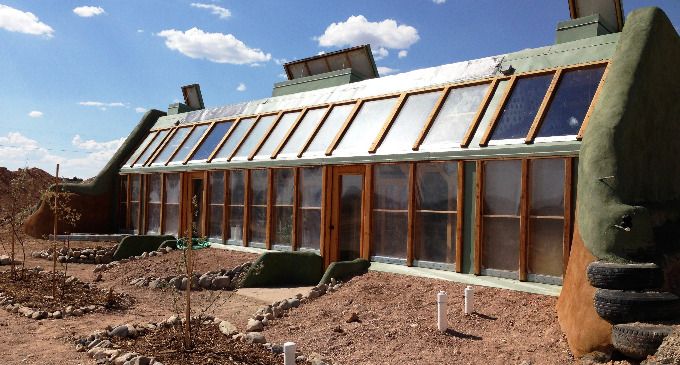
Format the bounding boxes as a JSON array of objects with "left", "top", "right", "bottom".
[
  {"left": 283, "top": 341, "right": 296, "bottom": 365},
  {"left": 464, "top": 286, "right": 474, "bottom": 315},
  {"left": 436, "top": 290, "right": 447, "bottom": 332}
]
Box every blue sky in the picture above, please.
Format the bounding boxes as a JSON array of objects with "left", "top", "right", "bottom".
[{"left": 0, "top": 0, "right": 678, "bottom": 178}]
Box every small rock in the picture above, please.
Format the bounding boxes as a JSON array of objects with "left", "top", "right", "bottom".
[
  {"left": 198, "top": 274, "right": 213, "bottom": 289},
  {"left": 211, "top": 276, "right": 231, "bottom": 290},
  {"left": 288, "top": 298, "right": 300, "bottom": 308},
  {"left": 109, "top": 324, "right": 129, "bottom": 338},
  {"left": 94, "top": 273, "right": 103, "bottom": 282},
  {"left": 307, "top": 290, "right": 320, "bottom": 299},
  {"left": 261, "top": 318, "right": 269, "bottom": 327},
  {"left": 0, "top": 255, "right": 11, "bottom": 265},
  {"left": 245, "top": 332, "right": 266, "bottom": 344},
  {"left": 219, "top": 320, "right": 238, "bottom": 336},
  {"left": 271, "top": 344, "right": 283, "bottom": 354},
  {"left": 246, "top": 318, "right": 264, "bottom": 332},
  {"left": 346, "top": 312, "right": 360, "bottom": 323},
  {"left": 75, "top": 344, "right": 85, "bottom": 352},
  {"left": 72, "top": 309, "right": 83, "bottom": 316}
]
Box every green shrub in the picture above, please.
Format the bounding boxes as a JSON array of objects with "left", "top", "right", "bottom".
[
  {"left": 113, "top": 235, "right": 176, "bottom": 260},
  {"left": 239, "top": 251, "right": 323, "bottom": 288},
  {"left": 319, "top": 258, "right": 371, "bottom": 285}
]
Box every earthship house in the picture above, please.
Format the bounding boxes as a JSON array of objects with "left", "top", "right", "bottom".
[{"left": 25, "top": 2, "right": 680, "bottom": 357}]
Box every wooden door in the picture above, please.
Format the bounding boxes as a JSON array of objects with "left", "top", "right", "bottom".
[{"left": 326, "top": 165, "right": 366, "bottom": 267}]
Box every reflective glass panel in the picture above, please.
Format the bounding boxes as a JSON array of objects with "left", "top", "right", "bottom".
[
  {"left": 483, "top": 160, "right": 521, "bottom": 215},
  {"left": 279, "top": 108, "right": 328, "bottom": 158},
  {"left": 339, "top": 174, "right": 363, "bottom": 261},
  {"left": 231, "top": 115, "right": 278, "bottom": 161},
  {"left": 371, "top": 164, "right": 409, "bottom": 259},
  {"left": 249, "top": 169, "right": 268, "bottom": 246},
  {"left": 299, "top": 167, "right": 322, "bottom": 250},
  {"left": 377, "top": 91, "right": 441, "bottom": 154},
  {"left": 151, "top": 127, "right": 190, "bottom": 165},
  {"left": 420, "top": 84, "right": 489, "bottom": 149},
  {"left": 170, "top": 124, "right": 209, "bottom": 164},
  {"left": 254, "top": 112, "right": 301, "bottom": 160},
  {"left": 537, "top": 66, "right": 606, "bottom": 138},
  {"left": 146, "top": 174, "right": 162, "bottom": 234},
  {"left": 125, "top": 132, "right": 156, "bottom": 166},
  {"left": 208, "top": 171, "right": 225, "bottom": 240},
  {"left": 333, "top": 98, "right": 398, "bottom": 156},
  {"left": 130, "top": 175, "right": 141, "bottom": 234},
  {"left": 489, "top": 73, "right": 554, "bottom": 141},
  {"left": 482, "top": 217, "right": 519, "bottom": 272},
  {"left": 530, "top": 159, "right": 565, "bottom": 216},
  {"left": 227, "top": 170, "right": 245, "bottom": 243},
  {"left": 164, "top": 173, "right": 181, "bottom": 236},
  {"left": 229, "top": 170, "right": 245, "bottom": 204},
  {"left": 273, "top": 169, "right": 294, "bottom": 247},
  {"left": 189, "top": 121, "right": 232, "bottom": 161},
  {"left": 528, "top": 218, "right": 564, "bottom": 277},
  {"left": 134, "top": 130, "right": 169, "bottom": 166},
  {"left": 212, "top": 118, "right": 255, "bottom": 160},
  {"left": 303, "top": 104, "right": 354, "bottom": 158}
]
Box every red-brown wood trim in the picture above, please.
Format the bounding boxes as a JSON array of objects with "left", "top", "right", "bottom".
[
  {"left": 325, "top": 101, "right": 364, "bottom": 156},
  {"left": 362, "top": 164, "right": 373, "bottom": 260},
  {"left": 297, "top": 106, "right": 334, "bottom": 158},
  {"left": 474, "top": 161, "right": 483, "bottom": 275},
  {"left": 207, "top": 118, "right": 241, "bottom": 163},
  {"left": 265, "top": 169, "right": 274, "bottom": 250},
  {"left": 461, "top": 80, "right": 499, "bottom": 148},
  {"left": 526, "top": 69, "right": 563, "bottom": 144},
  {"left": 292, "top": 167, "right": 300, "bottom": 250},
  {"left": 248, "top": 111, "right": 285, "bottom": 161},
  {"left": 271, "top": 108, "right": 309, "bottom": 159},
  {"left": 479, "top": 76, "right": 517, "bottom": 147},
  {"left": 320, "top": 166, "right": 332, "bottom": 268},
  {"left": 577, "top": 63, "right": 611, "bottom": 140},
  {"left": 183, "top": 121, "right": 216, "bottom": 164},
  {"left": 243, "top": 170, "right": 251, "bottom": 247},
  {"left": 228, "top": 116, "right": 263, "bottom": 161},
  {"left": 406, "top": 163, "right": 416, "bottom": 266},
  {"left": 563, "top": 157, "right": 574, "bottom": 276},
  {"left": 130, "top": 131, "right": 157, "bottom": 167},
  {"left": 165, "top": 125, "right": 196, "bottom": 166},
  {"left": 369, "top": 93, "right": 408, "bottom": 153},
  {"left": 412, "top": 87, "right": 450, "bottom": 151},
  {"left": 159, "top": 174, "right": 166, "bottom": 234},
  {"left": 145, "top": 128, "right": 176, "bottom": 166},
  {"left": 519, "top": 159, "right": 529, "bottom": 281},
  {"left": 455, "top": 161, "right": 465, "bottom": 272},
  {"left": 223, "top": 170, "right": 230, "bottom": 242}
]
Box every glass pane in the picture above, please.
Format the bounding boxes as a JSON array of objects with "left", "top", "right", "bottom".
[
  {"left": 373, "top": 164, "right": 409, "bottom": 210},
  {"left": 377, "top": 91, "right": 441, "bottom": 154},
  {"left": 528, "top": 218, "right": 564, "bottom": 277},
  {"left": 118, "top": 177, "right": 128, "bottom": 231},
  {"left": 273, "top": 169, "right": 294, "bottom": 205},
  {"left": 147, "top": 203, "right": 161, "bottom": 234},
  {"left": 530, "top": 159, "right": 565, "bottom": 216},
  {"left": 371, "top": 211, "right": 408, "bottom": 259},
  {"left": 130, "top": 202, "right": 139, "bottom": 234},
  {"left": 278, "top": 108, "right": 328, "bottom": 158},
  {"left": 273, "top": 206, "right": 293, "bottom": 246},
  {"left": 125, "top": 132, "right": 156, "bottom": 166},
  {"left": 299, "top": 209, "right": 321, "bottom": 250},
  {"left": 130, "top": 175, "right": 141, "bottom": 201},
  {"left": 164, "top": 173, "right": 181, "bottom": 236},
  {"left": 250, "top": 169, "right": 268, "bottom": 206},
  {"left": 333, "top": 98, "right": 398, "bottom": 155},
  {"left": 151, "top": 127, "right": 190, "bottom": 165},
  {"left": 135, "top": 130, "right": 169, "bottom": 166},
  {"left": 170, "top": 124, "right": 209, "bottom": 164},
  {"left": 190, "top": 178, "right": 205, "bottom": 237},
  {"left": 164, "top": 204, "right": 179, "bottom": 236},
  {"left": 229, "top": 170, "right": 245, "bottom": 204},
  {"left": 209, "top": 205, "right": 223, "bottom": 240},
  {"left": 483, "top": 160, "right": 521, "bottom": 216},
  {"left": 210, "top": 171, "right": 225, "bottom": 204},
  {"left": 189, "top": 121, "right": 233, "bottom": 161},
  {"left": 148, "top": 174, "right": 161, "bottom": 203},
  {"left": 231, "top": 115, "right": 277, "bottom": 161},
  {"left": 228, "top": 206, "right": 244, "bottom": 242},
  {"left": 249, "top": 206, "right": 267, "bottom": 244},
  {"left": 415, "top": 212, "right": 456, "bottom": 263},
  {"left": 482, "top": 217, "right": 519, "bottom": 272},
  {"left": 212, "top": 118, "right": 255, "bottom": 160},
  {"left": 414, "top": 162, "right": 457, "bottom": 264},
  {"left": 537, "top": 66, "right": 606, "bottom": 138},
  {"left": 165, "top": 174, "right": 181, "bottom": 204},
  {"left": 254, "top": 112, "right": 300, "bottom": 160},
  {"left": 303, "top": 104, "right": 354, "bottom": 158},
  {"left": 489, "top": 73, "right": 554, "bottom": 141},
  {"left": 300, "top": 167, "right": 322, "bottom": 207},
  {"left": 421, "top": 84, "right": 490, "bottom": 149},
  {"left": 339, "top": 174, "right": 363, "bottom": 261}
]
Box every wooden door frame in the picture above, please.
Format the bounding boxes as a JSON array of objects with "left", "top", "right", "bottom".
[
  {"left": 325, "top": 165, "right": 367, "bottom": 268},
  {"left": 181, "top": 171, "right": 208, "bottom": 238}
]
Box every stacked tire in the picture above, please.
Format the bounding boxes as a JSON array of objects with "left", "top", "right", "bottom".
[{"left": 587, "top": 261, "right": 678, "bottom": 360}]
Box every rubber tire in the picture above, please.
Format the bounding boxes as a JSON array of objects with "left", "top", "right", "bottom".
[
  {"left": 587, "top": 261, "right": 663, "bottom": 290},
  {"left": 593, "top": 289, "right": 680, "bottom": 324},
  {"left": 612, "top": 323, "right": 672, "bottom": 360}
]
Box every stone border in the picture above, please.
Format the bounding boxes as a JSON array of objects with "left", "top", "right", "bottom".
[
  {"left": 93, "top": 247, "right": 175, "bottom": 274},
  {"left": 126, "top": 262, "right": 252, "bottom": 292},
  {"left": 31, "top": 246, "right": 117, "bottom": 265}
]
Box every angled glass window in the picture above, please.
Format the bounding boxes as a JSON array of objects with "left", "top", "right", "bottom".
[
  {"left": 212, "top": 118, "right": 255, "bottom": 160},
  {"left": 298, "top": 167, "right": 322, "bottom": 250},
  {"left": 537, "top": 66, "right": 606, "bottom": 138},
  {"left": 188, "top": 121, "right": 233, "bottom": 162},
  {"left": 169, "top": 124, "right": 209, "bottom": 164},
  {"left": 489, "top": 73, "right": 554, "bottom": 142},
  {"left": 227, "top": 170, "right": 245, "bottom": 244},
  {"left": 231, "top": 115, "right": 278, "bottom": 161},
  {"left": 164, "top": 173, "right": 181, "bottom": 236},
  {"left": 125, "top": 132, "right": 156, "bottom": 166},
  {"left": 134, "top": 130, "right": 169, "bottom": 167},
  {"left": 146, "top": 174, "right": 161, "bottom": 235},
  {"left": 208, "top": 171, "right": 225, "bottom": 240},
  {"left": 420, "top": 83, "right": 490, "bottom": 149},
  {"left": 272, "top": 168, "right": 295, "bottom": 247},
  {"left": 377, "top": 91, "right": 441, "bottom": 154},
  {"left": 278, "top": 107, "right": 328, "bottom": 158},
  {"left": 151, "top": 127, "right": 190, "bottom": 165},
  {"left": 253, "top": 111, "right": 301, "bottom": 160},
  {"left": 371, "top": 163, "right": 409, "bottom": 261},
  {"left": 333, "top": 97, "right": 399, "bottom": 156},
  {"left": 303, "top": 104, "right": 355, "bottom": 158},
  {"left": 249, "top": 169, "right": 268, "bottom": 247}
]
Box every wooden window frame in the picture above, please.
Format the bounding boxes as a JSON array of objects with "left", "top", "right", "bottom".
[
  {"left": 577, "top": 63, "right": 611, "bottom": 140},
  {"left": 271, "top": 108, "right": 311, "bottom": 159},
  {"left": 228, "top": 114, "right": 275, "bottom": 161},
  {"left": 128, "top": 131, "right": 158, "bottom": 167},
  {"left": 248, "top": 111, "right": 286, "bottom": 160},
  {"left": 297, "top": 105, "right": 337, "bottom": 158},
  {"left": 206, "top": 118, "right": 241, "bottom": 163},
  {"left": 164, "top": 125, "right": 197, "bottom": 166},
  {"left": 183, "top": 121, "right": 217, "bottom": 164},
  {"left": 145, "top": 128, "right": 178, "bottom": 166}
]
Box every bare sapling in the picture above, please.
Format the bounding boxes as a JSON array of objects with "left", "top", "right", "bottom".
[{"left": 0, "top": 168, "right": 32, "bottom": 280}]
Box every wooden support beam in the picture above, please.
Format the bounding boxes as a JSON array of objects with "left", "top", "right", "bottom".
[
  {"left": 369, "top": 93, "right": 407, "bottom": 153},
  {"left": 412, "top": 87, "right": 450, "bottom": 151},
  {"left": 320, "top": 166, "right": 331, "bottom": 268},
  {"left": 577, "top": 63, "right": 611, "bottom": 140},
  {"left": 202, "top": 171, "right": 209, "bottom": 237},
  {"left": 406, "top": 163, "right": 416, "bottom": 266},
  {"left": 125, "top": 174, "right": 131, "bottom": 230},
  {"left": 248, "top": 112, "right": 284, "bottom": 161},
  {"left": 461, "top": 80, "right": 499, "bottom": 148},
  {"left": 160, "top": 174, "right": 166, "bottom": 234},
  {"left": 361, "top": 165, "right": 373, "bottom": 260},
  {"left": 223, "top": 170, "right": 229, "bottom": 243},
  {"left": 479, "top": 76, "right": 517, "bottom": 147},
  {"left": 519, "top": 159, "right": 529, "bottom": 282},
  {"left": 265, "top": 169, "right": 274, "bottom": 250},
  {"left": 228, "top": 116, "right": 262, "bottom": 161},
  {"left": 165, "top": 126, "right": 195, "bottom": 166},
  {"left": 297, "top": 106, "right": 334, "bottom": 158},
  {"left": 526, "top": 70, "right": 563, "bottom": 144},
  {"left": 207, "top": 118, "right": 241, "bottom": 163},
  {"left": 146, "top": 128, "right": 176, "bottom": 166},
  {"left": 292, "top": 167, "right": 300, "bottom": 250},
  {"left": 271, "top": 108, "right": 309, "bottom": 159},
  {"left": 243, "top": 170, "right": 251, "bottom": 247},
  {"left": 455, "top": 161, "right": 465, "bottom": 272},
  {"left": 130, "top": 131, "right": 157, "bottom": 167},
  {"left": 325, "top": 101, "right": 364, "bottom": 156},
  {"left": 183, "top": 121, "right": 216, "bottom": 164},
  {"left": 563, "top": 157, "right": 574, "bottom": 276},
  {"left": 474, "top": 161, "right": 483, "bottom": 275}
]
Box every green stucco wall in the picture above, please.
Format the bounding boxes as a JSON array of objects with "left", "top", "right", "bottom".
[{"left": 577, "top": 7, "right": 680, "bottom": 262}]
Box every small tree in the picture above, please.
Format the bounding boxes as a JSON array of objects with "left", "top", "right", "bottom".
[{"left": 0, "top": 168, "right": 33, "bottom": 280}]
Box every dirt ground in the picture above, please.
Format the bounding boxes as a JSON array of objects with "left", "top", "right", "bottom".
[{"left": 0, "top": 235, "right": 641, "bottom": 365}]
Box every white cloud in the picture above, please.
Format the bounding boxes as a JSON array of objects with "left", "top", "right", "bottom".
[
  {"left": 236, "top": 83, "right": 246, "bottom": 92},
  {"left": 377, "top": 66, "right": 399, "bottom": 76},
  {"left": 190, "top": 3, "right": 231, "bottom": 19},
  {"left": 73, "top": 6, "right": 105, "bottom": 17},
  {"left": 28, "top": 110, "right": 43, "bottom": 118},
  {"left": 78, "top": 101, "right": 126, "bottom": 111},
  {"left": 433, "top": 0, "right": 446, "bottom": 4},
  {"left": 274, "top": 58, "right": 288, "bottom": 65},
  {"left": 398, "top": 50, "right": 408, "bottom": 58},
  {"left": 278, "top": 73, "right": 287, "bottom": 79},
  {"left": 0, "top": 132, "right": 125, "bottom": 178},
  {"left": 316, "top": 15, "right": 419, "bottom": 51},
  {"left": 0, "top": 4, "right": 54, "bottom": 38},
  {"left": 137, "top": 29, "right": 144, "bottom": 33},
  {"left": 135, "top": 107, "right": 147, "bottom": 113},
  {"left": 157, "top": 27, "right": 271, "bottom": 65},
  {"left": 373, "top": 47, "right": 389, "bottom": 60}
]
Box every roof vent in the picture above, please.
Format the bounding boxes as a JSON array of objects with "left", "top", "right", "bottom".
[
  {"left": 272, "top": 45, "right": 380, "bottom": 97},
  {"left": 557, "top": 0, "right": 624, "bottom": 44},
  {"left": 168, "top": 83, "right": 205, "bottom": 115}
]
